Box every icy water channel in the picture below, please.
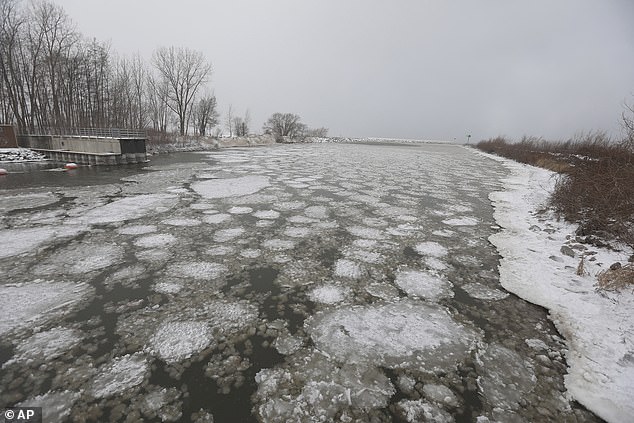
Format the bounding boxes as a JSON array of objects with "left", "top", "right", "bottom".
[{"left": 0, "top": 143, "right": 601, "bottom": 422}]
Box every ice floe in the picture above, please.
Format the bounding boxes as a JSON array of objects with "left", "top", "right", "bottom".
[
  {"left": 74, "top": 194, "right": 178, "bottom": 224},
  {"left": 166, "top": 261, "right": 227, "bottom": 280},
  {"left": 262, "top": 239, "right": 295, "bottom": 251},
  {"left": 254, "top": 351, "right": 395, "bottom": 422},
  {"left": 191, "top": 175, "right": 270, "bottom": 198},
  {"left": 414, "top": 241, "right": 449, "bottom": 258},
  {"left": 307, "top": 301, "right": 480, "bottom": 369},
  {"left": 214, "top": 227, "right": 245, "bottom": 242},
  {"left": 116, "top": 224, "right": 158, "bottom": 235},
  {"left": 442, "top": 216, "right": 479, "bottom": 226},
  {"left": 333, "top": 259, "right": 362, "bottom": 279},
  {"left": 253, "top": 210, "right": 280, "bottom": 220},
  {"left": 148, "top": 321, "right": 213, "bottom": 363},
  {"left": 475, "top": 343, "right": 536, "bottom": 411},
  {"left": 461, "top": 283, "right": 509, "bottom": 301},
  {"left": 5, "top": 327, "right": 82, "bottom": 366},
  {"left": 90, "top": 353, "right": 149, "bottom": 398},
  {"left": 19, "top": 390, "right": 80, "bottom": 423},
  {"left": 228, "top": 206, "right": 253, "bottom": 214},
  {"left": 162, "top": 217, "right": 201, "bottom": 226},
  {"left": 394, "top": 269, "right": 454, "bottom": 301},
  {"left": 134, "top": 233, "right": 177, "bottom": 249},
  {"left": 0, "top": 226, "right": 84, "bottom": 259},
  {"left": 308, "top": 284, "right": 348, "bottom": 304},
  {"left": 0, "top": 280, "right": 93, "bottom": 336},
  {"left": 202, "top": 213, "right": 231, "bottom": 224}
]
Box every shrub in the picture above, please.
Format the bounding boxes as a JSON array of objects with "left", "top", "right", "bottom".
[{"left": 476, "top": 133, "right": 634, "bottom": 248}]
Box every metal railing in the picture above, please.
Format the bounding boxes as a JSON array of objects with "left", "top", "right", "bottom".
[{"left": 23, "top": 127, "right": 147, "bottom": 139}]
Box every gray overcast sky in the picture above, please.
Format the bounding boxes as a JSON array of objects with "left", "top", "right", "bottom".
[{"left": 54, "top": 0, "right": 634, "bottom": 141}]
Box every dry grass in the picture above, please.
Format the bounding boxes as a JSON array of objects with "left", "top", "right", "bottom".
[
  {"left": 476, "top": 133, "right": 634, "bottom": 248},
  {"left": 596, "top": 264, "right": 634, "bottom": 291}
]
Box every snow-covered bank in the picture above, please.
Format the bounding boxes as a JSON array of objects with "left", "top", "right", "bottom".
[
  {"left": 147, "top": 135, "right": 274, "bottom": 155},
  {"left": 486, "top": 153, "right": 634, "bottom": 423},
  {"left": 0, "top": 148, "right": 47, "bottom": 162}
]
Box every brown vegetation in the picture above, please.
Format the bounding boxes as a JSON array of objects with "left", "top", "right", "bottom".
[
  {"left": 477, "top": 133, "right": 634, "bottom": 248},
  {"left": 596, "top": 264, "right": 634, "bottom": 291}
]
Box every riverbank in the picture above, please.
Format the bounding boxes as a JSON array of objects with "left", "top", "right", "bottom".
[
  {"left": 146, "top": 134, "right": 275, "bottom": 155},
  {"left": 483, "top": 151, "right": 634, "bottom": 422}
]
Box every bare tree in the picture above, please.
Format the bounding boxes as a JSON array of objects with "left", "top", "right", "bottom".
[
  {"left": 147, "top": 72, "right": 170, "bottom": 133},
  {"left": 152, "top": 46, "right": 211, "bottom": 135},
  {"left": 194, "top": 94, "right": 219, "bottom": 136},
  {"left": 232, "top": 109, "right": 250, "bottom": 137},
  {"left": 304, "top": 127, "right": 329, "bottom": 137},
  {"left": 263, "top": 112, "right": 306, "bottom": 140}
]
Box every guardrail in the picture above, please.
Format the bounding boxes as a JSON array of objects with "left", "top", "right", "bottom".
[{"left": 22, "top": 127, "right": 147, "bottom": 139}]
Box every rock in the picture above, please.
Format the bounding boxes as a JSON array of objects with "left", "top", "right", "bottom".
[
  {"left": 609, "top": 262, "right": 622, "bottom": 271},
  {"left": 560, "top": 246, "right": 576, "bottom": 258}
]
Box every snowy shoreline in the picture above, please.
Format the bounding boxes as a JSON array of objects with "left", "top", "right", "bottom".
[{"left": 484, "top": 151, "right": 634, "bottom": 423}]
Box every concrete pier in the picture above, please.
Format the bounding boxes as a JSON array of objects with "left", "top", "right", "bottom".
[{"left": 17, "top": 131, "right": 147, "bottom": 165}]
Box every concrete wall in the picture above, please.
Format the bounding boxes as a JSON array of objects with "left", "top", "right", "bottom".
[
  {"left": 52, "top": 137, "right": 122, "bottom": 154},
  {"left": 17, "top": 135, "right": 121, "bottom": 153},
  {"left": 0, "top": 125, "right": 18, "bottom": 148}
]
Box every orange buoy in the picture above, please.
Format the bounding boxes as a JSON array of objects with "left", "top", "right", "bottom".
[
  {"left": 0, "top": 168, "right": 7, "bottom": 175},
  {"left": 64, "top": 163, "right": 79, "bottom": 170}
]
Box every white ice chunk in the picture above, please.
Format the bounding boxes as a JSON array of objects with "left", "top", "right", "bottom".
[
  {"left": 19, "top": 390, "right": 80, "bottom": 423},
  {"left": 148, "top": 321, "right": 212, "bottom": 363},
  {"left": 462, "top": 283, "right": 509, "bottom": 301},
  {"left": 166, "top": 261, "right": 227, "bottom": 280},
  {"left": 240, "top": 249, "right": 262, "bottom": 259},
  {"left": 202, "top": 213, "right": 231, "bottom": 224},
  {"left": 309, "top": 284, "right": 348, "bottom": 304},
  {"left": 162, "top": 217, "right": 201, "bottom": 226},
  {"left": 91, "top": 353, "right": 149, "bottom": 398},
  {"left": 347, "top": 225, "right": 385, "bottom": 240},
  {"left": 228, "top": 206, "right": 253, "bottom": 214},
  {"left": 395, "top": 270, "right": 454, "bottom": 301},
  {"left": 116, "top": 225, "right": 158, "bottom": 235},
  {"left": 253, "top": 210, "right": 280, "bottom": 220},
  {"left": 334, "top": 259, "right": 362, "bottom": 279},
  {"left": 191, "top": 175, "right": 270, "bottom": 198},
  {"left": 0, "top": 281, "right": 93, "bottom": 336},
  {"left": 0, "top": 227, "right": 83, "bottom": 259},
  {"left": 442, "top": 216, "right": 479, "bottom": 226},
  {"left": 283, "top": 227, "right": 312, "bottom": 238},
  {"left": 134, "top": 233, "right": 177, "bottom": 249},
  {"left": 396, "top": 399, "right": 454, "bottom": 423},
  {"left": 262, "top": 239, "right": 295, "bottom": 251},
  {"left": 304, "top": 205, "right": 329, "bottom": 219},
  {"left": 5, "top": 327, "right": 82, "bottom": 365},
  {"left": 307, "top": 301, "right": 480, "bottom": 368},
  {"left": 214, "top": 227, "right": 245, "bottom": 242},
  {"left": 76, "top": 194, "right": 178, "bottom": 224},
  {"left": 414, "top": 241, "right": 449, "bottom": 258}
]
